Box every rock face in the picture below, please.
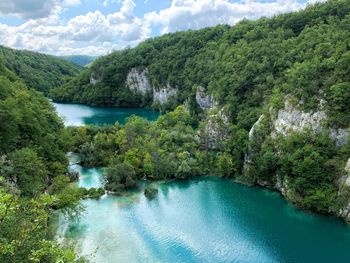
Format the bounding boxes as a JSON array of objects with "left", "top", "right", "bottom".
[
  {"left": 205, "top": 108, "right": 229, "bottom": 149},
  {"left": 271, "top": 100, "right": 326, "bottom": 137},
  {"left": 153, "top": 84, "right": 178, "bottom": 104},
  {"left": 330, "top": 128, "right": 350, "bottom": 147},
  {"left": 126, "top": 68, "right": 152, "bottom": 95},
  {"left": 271, "top": 100, "right": 349, "bottom": 146},
  {"left": 244, "top": 98, "right": 349, "bottom": 211},
  {"left": 124, "top": 67, "right": 178, "bottom": 105},
  {"left": 90, "top": 71, "right": 102, "bottom": 85},
  {"left": 244, "top": 115, "right": 265, "bottom": 173},
  {"left": 196, "top": 86, "right": 216, "bottom": 110}
]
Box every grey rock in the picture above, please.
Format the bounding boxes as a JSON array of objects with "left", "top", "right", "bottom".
[
  {"left": 126, "top": 68, "right": 152, "bottom": 95},
  {"left": 90, "top": 71, "right": 102, "bottom": 85},
  {"left": 153, "top": 84, "right": 178, "bottom": 104},
  {"left": 204, "top": 108, "right": 229, "bottom": 149},
  {"left": 195, "top": 86, "right": 216, "bottom": 110}
]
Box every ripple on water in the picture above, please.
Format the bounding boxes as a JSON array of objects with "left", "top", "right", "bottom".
[{"left": 55, "top": 103, "right": 350, "bottom": 263}]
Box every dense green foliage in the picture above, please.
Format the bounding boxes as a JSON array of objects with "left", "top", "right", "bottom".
[
  {"left": 0, "top": 59, "right": 85, "bottom": 262},
  {"left": 52, "top": 0, "right": 350, "bottom": 129},
  {"left": 0, "top": 46, "right": 81, "bottom": 94},
  {"left": 247, "top": 129, "right": 349, "bottom": 213},
  {"left": 68, "top": 107, "right": 238, "bottom": 193},
  {"left": 60, "top": 55, "right": 97, "bottom": 67},
  {"left": 69, "top": 106, "right": 349, "bottom": 216},
  {"left": 52, "top": 0, "right": 350, "bottom": 218}
]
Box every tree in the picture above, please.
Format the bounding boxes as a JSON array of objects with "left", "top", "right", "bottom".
[
  {"left": 6, "top": 148, "right": 47, "bottom": 197},
  {"left": 105, "top": 162, "right": 137, "bottom": 193}
]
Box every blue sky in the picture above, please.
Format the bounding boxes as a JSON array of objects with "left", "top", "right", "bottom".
[{"left": 0, "top": 0, "right": 319, "bottom": 56}]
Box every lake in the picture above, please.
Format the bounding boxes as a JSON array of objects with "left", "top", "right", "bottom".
[
  {"left": 53, "top": 102, "right": 160, "bottom": 126},
  {"left": 55, "top": 103, "right": 350, "bottom": 263}
]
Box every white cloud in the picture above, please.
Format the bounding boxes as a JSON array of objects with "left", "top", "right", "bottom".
[
  {"left": 0, "top": 0, "right": 147, "bottom": 55},
  {"left": 145, "top": 0, "right": 304, "bottom": 34},
  {"left": 0, "top": 0, "right": 81, "bottom": 19},
  {"left": 0, "top": 0, "right": 312, "bottom": 56}
]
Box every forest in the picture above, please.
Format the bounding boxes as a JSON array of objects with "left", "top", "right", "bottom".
[
  {"left": 0, "top": 46, "right": 81, "bottom": 95},
  {"left": 0, "top": 0, "right": 349, "bottom": 261},
  {"left": 51, "top": 0, "right": 350, "bottom": 216},
  {"left": 0, "top": 58, "right": 87, "bottom": 262},
  {"left": 51, "top": 0, "right": 349, "bottom": 128}
]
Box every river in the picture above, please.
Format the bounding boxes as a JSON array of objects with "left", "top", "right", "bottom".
[{"left": 54, "top": 102, "right": 350, "bottom": 263}]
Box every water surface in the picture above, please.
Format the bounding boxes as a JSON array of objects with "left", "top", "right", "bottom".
[
  {"left": 53, "top": 102, "right": 159, "bottom": 126},
  {"left": 56, "top": 103, "right": 350, "bottom": 263},
  {"left": 57, "top": 166, "right": 350, "bottom": 263}
]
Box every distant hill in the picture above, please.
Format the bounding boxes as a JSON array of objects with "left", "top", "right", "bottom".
[
  {"left": 0, "top": 46, "right": 81, "bottom": 95},
  {"left": 60, "top": 55, "right": 97, "bottom": 67}
]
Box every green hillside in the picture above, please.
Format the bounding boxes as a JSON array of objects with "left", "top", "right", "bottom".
[
  {"left": 51, "top": 0, "right": 349, "bottom": 129},
  {"left": 0, "top": 57, "right": 85, "bottom": 262},
  {"left": 0, "top": 46, "right": 81, "bottom": 95},
  {"left": 51, "top": 0, "right": 350, "bottom": 219}
]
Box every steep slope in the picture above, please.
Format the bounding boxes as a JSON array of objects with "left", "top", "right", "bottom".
[
  {"left": 0, "top": 46, "right": 81, "bottom": 95},
  {"left": 0, "top": 58, "right": 86, "bottom": 261},
  {"left": 51, "top": 0, "right": 350, "bottom": 220},
  {"left": 52, "top": 0, "right": 349, "bottom": 128}
]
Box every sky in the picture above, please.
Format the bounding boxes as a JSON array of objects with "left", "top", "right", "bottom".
[{"left": 0, "top": 0, "right": 323, "bottom": 56}]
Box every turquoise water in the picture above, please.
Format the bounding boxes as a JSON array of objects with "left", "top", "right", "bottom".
[
  {"left": 56, "top": 104, "right": 350, "bottom": 263},
  {"left": 53, "top": 103, "right": 159, "bottom": 126}
]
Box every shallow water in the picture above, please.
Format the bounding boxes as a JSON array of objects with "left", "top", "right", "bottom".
[
  {"left": 57, "top": 164, "right": 350, "bottom": 263},
  {"left": 56, "top": 103, "right": 350, "bottom": 263}
]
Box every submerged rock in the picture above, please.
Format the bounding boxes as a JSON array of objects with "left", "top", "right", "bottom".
[{"left": 144, "top": 185, "right": 158, "bottom": 199}]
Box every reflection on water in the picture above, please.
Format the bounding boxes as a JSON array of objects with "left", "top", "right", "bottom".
[
  {"left": 56, "top": 105, "right": 350, "bottom": 263},
  {"left": 57, "top": 165, "right": 350, "bottom": 263}
]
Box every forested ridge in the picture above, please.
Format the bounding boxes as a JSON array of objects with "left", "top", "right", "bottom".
[
  {"left": 0, "top": 0, "right": 350, "bottom": 261},
  {"left": 0, "top": 58, "right": 88, "bottom": 262},
  {"left": 0, "top": 45, "right": 81, "bottom": 95},
  {"left": 52, "top": 0, "right": 349, "bottom": 129},
  {"left": 56, "top": 0, "right": 350, "bottom": 220}
]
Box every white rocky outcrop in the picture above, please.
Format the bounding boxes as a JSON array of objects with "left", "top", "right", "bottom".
[
  {"left": 126, "top": 68, "right": 152, "bottom": 95},
  {"left": 330, "top": 128, "right": 350, "bottom": 147},
  {"left": 271, "top": 99, "right": 349, "bottom": 146},
  {"left": 271, "top": 100, "right": 326, "bottom": 137},
  {"left": 90, "top": 71, "right": 102, "bottom": 85},
  {"left": 244, "top": 115, "right": 265, "bottom": 172},
  {"left": 205, "top": 108, "right": 229, "bottom": 149},
  {"left": 153, "top": 84, "right": 178, "bottom": 104},
  {"left": 196, "top": 86, "right": 216, "bottom": 110}
]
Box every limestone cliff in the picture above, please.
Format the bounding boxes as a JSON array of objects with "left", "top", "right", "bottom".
[
  {"left": 204, "top": 108, "right": 229, "bottom": 150},
  {"left": 195, "top": 86, "right": 216, "bottom": 111},
  {"left": 90, "top": 71, "right": 102, "bottom": 85},
  {"left": 124, "top": 68, "right": 178, "bottom": 105},
  {"left": 126, "top": 68, "right": 152, "bottom": 95},
  {"left": 244, "top": 96, "right": 350, "bottom": 221},
  {"left": 153, "top": 84, "right": 178, "bottom": 105},
  {"left": 271, "top": 99, "right": 349, "bottom": 146}
]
